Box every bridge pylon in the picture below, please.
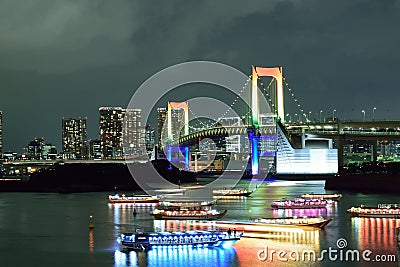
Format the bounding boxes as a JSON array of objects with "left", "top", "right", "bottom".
[{"left": 252, "top": 66, "right": 284, "bottom": 123}]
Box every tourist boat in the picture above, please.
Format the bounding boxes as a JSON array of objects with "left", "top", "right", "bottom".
[
  {"left": 300, "top": 193, "right": 342, "bottom": 201},
  {"left": 117, "top": 230, "right": 242, "bottom": 250},
  {"left": 347, "top": 204, "right": 400, "bottom": 218},
  {"left": 271, "top": 198, "right": 334, "bottom": 209},
  {"left": 150, "top": 200, "right": 227, "bottom": 220},
  {"left": 150, "top": 209, "right": 227, "bottom": 220},
  {"left": 108, "top": 194, "right": 161, "bottom": 204},
  {"left": 192, "top": 216, "right": 332, "bottom": 231},
  {"left": 252, "top": 216, "right": 333, "bottom": 229},
  {"left": 213, "top": 188, "right": 253, "bottom": 197},
  {"left": 158, "top": 200, "right": 216, "bottom": 209}
]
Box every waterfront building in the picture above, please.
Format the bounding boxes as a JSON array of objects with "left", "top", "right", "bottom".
[
  {"left": 99, "top": 107, "right": 124, "bottom": 159},
  {"left": 157, "top": 107, "right": 167, "bottom": 150},
  {"left": 89, "top": 139, "right": 102, "bottom": 159},
  {"left": 62, "top": 117, "right": 88, "bottom": 159},
  {"left": 123, "top": 108, "right": 144, "bottom": 157},
  {"left": 41, "top": 144, "right": 57, "bottom": 160},
  {"left": 25, "top": 137, "right": 57, "bottom": 160},
  {"left": 2, "top": 151, "right": 17, "bottom": 161},
  {"left": 144, "top": 124, "right": 155, "bottom": 154},
  {"left": 100, "top": 107, "right": 143, "bottom": 159}
]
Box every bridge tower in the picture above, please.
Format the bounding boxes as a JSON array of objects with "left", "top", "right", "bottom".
[
  {"left": 250, "top": 66, "right": 283, "bottom": 175},
  {"left": 166, "top": 101, "right": 190, "bottom": 170},
  {"left": 251, "top": 66, "right": 284, "bottom": 123}
]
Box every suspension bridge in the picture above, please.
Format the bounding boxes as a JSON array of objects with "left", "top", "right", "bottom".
[{"left": 160, "top": 65, "right": 400, "bottom": 176}]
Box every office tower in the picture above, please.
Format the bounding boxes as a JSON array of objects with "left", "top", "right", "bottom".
[
  {"left": 62, "top": 117, "right": 87, "bottom": 159},
  {"left": 123, "top": 108, "right": 143, "bottom": 157},
  {"left": 99, "top": 107, "right": 143, "bottom": 159},
  {"left": 144, "top": 124, "right": 155, "bottom": 153},
  {"left": 89, "top": 139, "right": 101, "bottom": 159},
  {"left": 157, "top": 107, "right": 167, "bottom": 149},
  {"left": 99, "top": 107, "right": 125, "bottom": 159}
]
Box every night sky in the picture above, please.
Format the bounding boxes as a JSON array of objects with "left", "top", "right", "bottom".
[{"left": 1, "top": 0, "right": 400, "bottom": 152}]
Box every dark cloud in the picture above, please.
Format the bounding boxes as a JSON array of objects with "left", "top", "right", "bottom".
[{"left": 1, "top": 0, "right": 400, "bottom": 151}]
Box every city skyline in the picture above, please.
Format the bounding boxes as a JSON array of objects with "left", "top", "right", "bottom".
[{"left": 1, "top": 1, "right": 400, "bottom": 151}]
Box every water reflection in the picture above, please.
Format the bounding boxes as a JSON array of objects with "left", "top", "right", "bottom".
[
  {"left": 89, "top": 230, "right": 95, "bottom": 253},
  {"left": 352, "top": 217, "right": 400, "bottom": 254},
  {"left": 272, "top": 206, "right": 336, "bottom": 218},
  {"left": 114, "top": 246, "right": 238, "bottom": 267}
]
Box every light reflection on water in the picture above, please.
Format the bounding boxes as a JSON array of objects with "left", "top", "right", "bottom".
[
  {"left": 107, "top": 179, "right": 400, "bottom": 267},
  {"left": 1, "top": 180, "right": 400, "bottom": 266},
  {"left": 352, "top": 217, "right": 400, "bottom": 253}
]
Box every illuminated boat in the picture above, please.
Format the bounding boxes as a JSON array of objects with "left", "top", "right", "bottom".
[
  {"left": 117, "top": 230, "right": 242, "bottom": 250},
  {"left": 271, "top": 198, "right": 334, "bottom": 209},
  {"left": 108, "top": 194, "right": 161, "bottom": 204},
  {"left": 252, "top": 216, "right": 333, "bottom": 229},
  {"left": 213, "top": 189, "right": 253, "bottom": 197},
  {"left": 347, "top": 204, "right": 400, "bottom": 218},
  {"left": 158, "top": 200, "right": 216, "bottom": 209},
  {"left": 150, "top": 208, "right": 227, "bottom": 220},
  {"left": 192, "top": 216, "right": 332, "bottom": 232},
  {"left": 150, "top": 200, "right": 226, "bottom": 220},
  {"left": 300, "top": 193, "right": 342, "bottom": 201}
]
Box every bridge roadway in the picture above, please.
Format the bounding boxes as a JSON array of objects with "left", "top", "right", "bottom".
[{"left": 176, "top": 120, "right": 400, "bottom": 146}]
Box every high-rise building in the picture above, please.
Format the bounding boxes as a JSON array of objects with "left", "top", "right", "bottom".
[
  {"left": 0, "top": 110, "right": 2, "bottom": 158},
  {"left": 144, "top": 124, "right": 155, "bottom": 154},
  {"left": 99, "top": 107, "right": 143, "bottom": 159},
  {"left": 99, "top": 107, "right": 125, "bottom": 159},
  {"left": 62, "top": 117, "right": 87, "bottom": 159},
  {"left": 123, "top": 108, "right": 143, "bottom": 157},
  {"left": 157, "top": 107, "right": 167, "bottom": 149},
  {"left": 89, "top": 139, "right": 102, "bottom": 159}
]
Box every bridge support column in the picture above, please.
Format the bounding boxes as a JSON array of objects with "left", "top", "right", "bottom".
[
  {"left": 167, "top": 145, "right": 172, "bottom": 162},
  {"left": 248, "top": 127, "right": 260, "bottom": 176},
  {"left": 194, "top": 152, "right": 198, "bottom": 172},
  {"left": 184, "top": 146, "right": 190, "bottom": 171}
]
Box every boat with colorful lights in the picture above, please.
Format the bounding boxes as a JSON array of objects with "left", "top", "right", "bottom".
[
  {"left": 150, "top": 200, "right": 226, "bottom": 220},
  {"left": 213, "top": 188, "right": 252, "bottom": 197},
  {"left": 300, "top": 193, "right": 342, "bottom": 201},
  {"left": 150, "top": 209, "right": 227, "bottom": 220},
  {"left": 117, "top": 230, "right": 242, "bottom": 250},
  {"left": 347, "top": 204, "right": 400, "bottom": 218},
  {"left": 271, "top": 198, "right": 334, "bottom": 209},
  {"left": 191, "top": 216, "right": 332, "bottom": 232},
  {"left": 108, "top": 194, "right": 161, "bottom": 204}
]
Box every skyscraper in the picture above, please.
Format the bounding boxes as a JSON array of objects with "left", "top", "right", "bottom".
[
  {"left": 123, "top": 108, "right": 143, "bottom": 157},
  {"left": 99, "top": 107, "right": 143, "bottom": 159},
  {"left": 144, "top": 124, "right": 155, "bottom": 154},
  {"left": 62, "top": 117, "right": 87, "bottom": 159},
  {"left": 99, "top": 107, "right": 125, "bottom": 159},
  {"left": 0, "top": 110, "right": 2, "bottom": 158}
]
